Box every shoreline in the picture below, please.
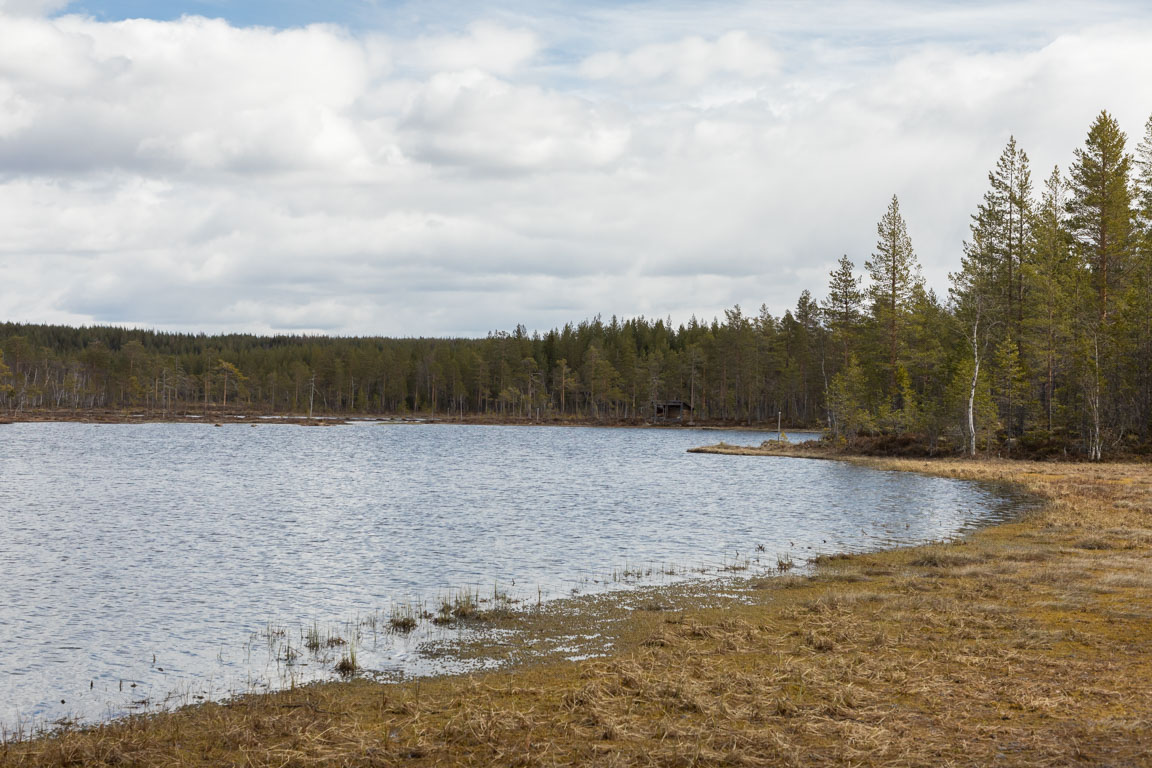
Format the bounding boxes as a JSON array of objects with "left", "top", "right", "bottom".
[
  {"left": 0, "top": 409, "right": 815, "bottom": 432},
  {"left": 4, "top": 452, "right": 1151, "bottom": 765}
]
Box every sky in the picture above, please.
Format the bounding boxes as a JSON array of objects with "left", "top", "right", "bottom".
[{"left": 1, "top": 1, "right": 1151, "bottom": 337}]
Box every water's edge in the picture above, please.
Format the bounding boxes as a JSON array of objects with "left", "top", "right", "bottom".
[{"left": 0, "top": 426, "right": 1029, "bottom": 731}]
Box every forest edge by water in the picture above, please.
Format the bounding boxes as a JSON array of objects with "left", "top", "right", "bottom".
[
  {"left": 4, "top": 448, "right": 1151, "bottom": 767},
  {"left": 5, "top": 110, "right": 1152, "bottom": 459},
  {"left": 0, "top": 409, "right": 803, "bottom": 430},
  {"left": 4, "top": 410, "right": 1146, "bottom": 462}
]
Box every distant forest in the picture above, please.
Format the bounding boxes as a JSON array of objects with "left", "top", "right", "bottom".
[{"left": 2, "top": 110, "right": 1151, "bottom": 458}]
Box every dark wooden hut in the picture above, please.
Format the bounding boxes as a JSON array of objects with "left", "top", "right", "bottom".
[{"left": 652, "top": 400, "right": 691, "bottom": 422}]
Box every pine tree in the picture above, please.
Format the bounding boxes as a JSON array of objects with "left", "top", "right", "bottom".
[
  {"left": 1068, "top": 110, "right": 1135, "bottom": 322},
  {"left": 1135, "top": 113, "right": 1152, "bottom": 234},
  {"left": 0, "top": 349, "right": 12, "bottom": 407},
  {"left": 1117, "top": 113, "right": 1152, "bottom": 439},
  {"left": 993, "top": 335, "right": 1028, "bottom": 443},
  {"left": 827, "top": 355, "right": 873, "bottom": 439},
  {"left": 1023, "top": 167, "right": 1077, "bottom": 433},
  {"left": 977, "top": 137, "right": 1033, "bottom": 338},
  {"left": 1067, "top": 111, "right": 1136, "bottom": 458},
  {"left": 791, "top": 291, "right": 824, "bottom": 425},
  {"left": 904, "top": 285, "right": 954, "bottom": 445},
  {"left": 865, "top": 195, "right": 922, "bottom": 399},
  {"left": 1116, "top": 254, "right": 1152, "bottom": 441},
  {"left": 953, "top": 143, "right": 1024, "bottom": 455},
  {"left": 216, "top": 359, "right": 247, "bottom": 410},
  {"left": 823, "top": 254, "right": 864, "bottom": 367},
  {"left": 963, "top": 138, "right": 1034, "bottom": 436}
]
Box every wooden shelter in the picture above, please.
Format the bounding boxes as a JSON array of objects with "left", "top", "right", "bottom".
[{"left": 652, "top": 400, "right": 692, "bottom": 422}]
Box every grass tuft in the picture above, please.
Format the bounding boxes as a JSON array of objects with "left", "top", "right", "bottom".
[{"left": 334, "top": 643, "right": 357, "bottom": 676}]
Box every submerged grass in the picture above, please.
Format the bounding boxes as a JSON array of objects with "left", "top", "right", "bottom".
[
  {"left": 388, "top": 604, "right": 419, "bottom": 633},
  {"left": 334, "top": 643, "right": 358, "bottom": 677},
  {"left": 4, "top": 456, "right": 1152, "bottom": 766}
]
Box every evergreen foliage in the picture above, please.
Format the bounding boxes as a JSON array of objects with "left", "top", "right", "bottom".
[
  {"left": 865, "top": 195, "right": 922, "bottom": 398},
  {"left": 823, "top": 255, "right": 864, "bottom": 367}
]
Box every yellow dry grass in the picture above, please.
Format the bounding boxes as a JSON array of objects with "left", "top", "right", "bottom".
[{"left": 4, "top": 456, "right": 1152, "bottom": 767}]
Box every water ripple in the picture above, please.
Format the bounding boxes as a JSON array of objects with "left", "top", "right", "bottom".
[{"left": 0, "top": 423, "right": 1024, "bottom": 727}]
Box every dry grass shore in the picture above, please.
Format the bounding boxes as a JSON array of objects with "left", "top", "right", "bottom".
[{"left": 4, "top": 452, "right": 1152, "bottom": 767}]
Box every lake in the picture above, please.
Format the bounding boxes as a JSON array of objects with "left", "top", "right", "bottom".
[{"left": 0, "top": 422, "right": 1026, "bottom": 728}]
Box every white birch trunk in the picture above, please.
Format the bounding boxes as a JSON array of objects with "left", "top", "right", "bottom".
[{"left": 967, "top": 316, "right": 980, "bottom": 456}]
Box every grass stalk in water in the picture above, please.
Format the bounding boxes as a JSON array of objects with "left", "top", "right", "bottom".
[
  {"left": 388, "top": 604, "right": 419, "bottom": 633},
  {"left": 334, "top": 642, "right": 357, "bottom": 676}
]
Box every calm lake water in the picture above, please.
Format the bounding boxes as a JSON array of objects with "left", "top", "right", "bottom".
[{"left": 0, "top": 422, "right": 1025, "bottom": 728}]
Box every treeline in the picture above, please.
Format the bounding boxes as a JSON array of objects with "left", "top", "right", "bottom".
[
  {"left": 0, "top": 307, "right": 827, "bottom": 426},
  {"left": 826, "top": 110, "right": 1152, "bottom": 458},
  {"left": 2, "top": 109, "right": 1151, "bottom": 458}
]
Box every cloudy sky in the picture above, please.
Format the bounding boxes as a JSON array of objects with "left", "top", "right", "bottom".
[{"left": 1, "top": 1, "right": 1150, "bottom": 336}]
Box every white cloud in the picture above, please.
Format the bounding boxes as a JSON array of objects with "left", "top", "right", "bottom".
[
  {"left": 1, "top": 7, "right": 1152, "bottom": 336},
  {"left": 398, "top": 70, "right": 630, "bottom": 171},
  {"left": 0, "top": 0, "right": 69, "bottom": 16},
  {"left": 580, "top": 31, "right": 779, "bottom": 86},
  {"left": 396, "top": 22, "right": 539, "bottom": 75},
  {"left": 0, "top": 14, "right": 382, "bottom": 174}
]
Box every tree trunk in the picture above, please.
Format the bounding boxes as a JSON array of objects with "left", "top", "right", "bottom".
[
  {"left": 1089, "top": 333, "right": 1103, "bottom": 461},
  {"left": 967, "top": 317, "right": 981, "bottom": 456}
]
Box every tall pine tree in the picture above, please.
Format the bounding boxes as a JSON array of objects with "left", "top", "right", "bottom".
[
  {"left": 967, "top": 138, "right": 1033, "bottom": 436},
  {"left": 865, "top": 195, "right": 922, "bottom": 402},
  {"left": 1135, "top": 113, "right": 1152, "bottom": 235},
  {"left": 1068, "top": 111, "right": 1134, "bottom": 322},
  {"left": 1118, "top": 113, "right": 1152, "bottom": 439},
  {"left": 1067, "top": 111, "right": 1135, "bottom": 458},
  {"left": 1023, "top": 166, "right": 1077, "bottom": 433}
]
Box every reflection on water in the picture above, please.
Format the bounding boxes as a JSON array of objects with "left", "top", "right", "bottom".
[{"left": 0, "top": 423, "right": 1024, "bottom": 727}]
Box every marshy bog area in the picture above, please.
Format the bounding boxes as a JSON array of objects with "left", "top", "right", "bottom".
[{"left": 2, "top": 429, "right": 1151, "bottom": 766}]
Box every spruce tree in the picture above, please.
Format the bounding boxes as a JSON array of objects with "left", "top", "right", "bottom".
[
  {"left": 827, "top": 356, "right": 873, "bottom": 439},
  {"left": 823, "top": 254, "right": 864, "bottom": 367}
]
